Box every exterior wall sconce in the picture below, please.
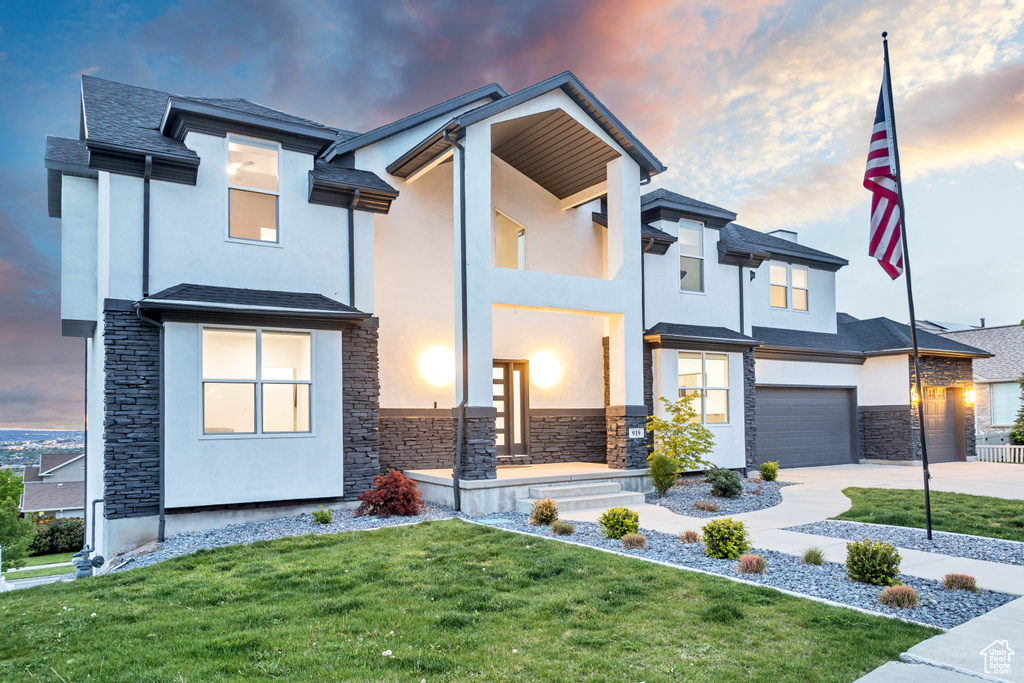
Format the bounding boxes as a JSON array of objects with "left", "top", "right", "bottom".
[
  {"left": 419, "top": 346, "right": 455, "bottom": 387},
  {"left": 910, "top": 385, "right": 919, "bottom": 403},
  {"left": 964, "top": 388, "right": 975, "bottom": 406},
  {"left": 531, "top": 351, "right": 561, "bottom": 389}
]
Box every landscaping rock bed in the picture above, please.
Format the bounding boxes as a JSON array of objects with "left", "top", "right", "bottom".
[
  {"left": 110, "top": 503, "right": 456, "bottom": 571},
  {"left": 785, "top": 520, "right": 1024, "bottom": 567},
  {"left": 646, "top": 476, "right": 794, "bottom": 518},
  {"left": 470, "top": 512, "right": 1015, "bottom": 629}
]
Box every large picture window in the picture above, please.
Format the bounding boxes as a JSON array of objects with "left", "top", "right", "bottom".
[
  {"left": 228, "top": 139, "right": 279, "bottom": 243},
  {"left": 679, "top": 221, "right": 704, "bottom": 292},
  {"left": 678, "top": 351, "right": 729, "bottom": 424},
  {"left": 202, "top": 327, "right": 311, "bottom": 435},
  {"left": 992, "top": 382, "right": 1021, "bottom": 426}
]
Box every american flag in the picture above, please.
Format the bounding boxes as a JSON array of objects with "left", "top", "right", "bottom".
[{"left": 863, "top": 68, "right": 904, "bottom": 279}]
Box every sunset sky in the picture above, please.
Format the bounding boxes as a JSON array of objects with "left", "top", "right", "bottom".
[{"left": 1, "top": 0, "right": 1022, "bottom": 428}]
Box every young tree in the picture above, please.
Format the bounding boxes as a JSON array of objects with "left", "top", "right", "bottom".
[
  {"left": 0, "top": 468, "right": 23, "bottom": 505},
  {"left": 1010, "top": 370, "right": 1024, "bottom": 446},
  {"left": 646, "top": 394, "right": 716, "bottom": 494},
  {"left": 0, "top": 498, "right": 33, "bottom": 572}
]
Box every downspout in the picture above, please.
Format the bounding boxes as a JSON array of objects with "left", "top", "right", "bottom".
[
  {"left": 443, "top": 128, "right": 468, "bottom": 512},
  {"left": 348, "top": 189, "right": 360, "bottom": 308},
  {"left": 142, "top": 155, "right": 152, "bottom": 297},
  {"left": 83, "top": 339, "right": 89, "bottom": 548},
  {"left": 134, "top": 306, "right": 165, "bottom": 541}
]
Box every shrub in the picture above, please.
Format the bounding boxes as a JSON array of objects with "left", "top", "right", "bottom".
[
  {"left": 942, "top": 573, "right": 978, "bottom": 592},
  {"left": 0, "top": 499, "right": 33, "bottom": 571},
  {"left": 846, "top": 538, "right": 902, "bottom": 586},
  {"left": 621, "top": 533, "right": 647, "bottom": 550},
  {"left": 551, "top": 521, "right": 574, "bottom": 536},
  {"left": 802, "top": 547, "right": 825, "bottom": 566},
  {"left": 737, "top": 554, "right": 765, "bottom": 574},
  {"left": 879, "top": 585, "right": 919, "bottom": 609},
  {"left": 648, "top": 452, "right": 678, "bottom": 497},
  {"left": 27, "top": 516, "right": 83, "bottom": 555},
  {"left": 693, "top": 499, "right": 720, "bottom": 513},
  {"left": 356, "top": 470, "right": 424, "bottom": 518},
  {"left": 529, "top": 498, "right": 559, "bottom": 526},
  {"left": 1009, "top": 370, "right": 1024, "bottom": 445},
  {"left": 707, "top": 466, "right": 743, "bottom": 498},
  {"left": 759, "top": 461, "right": 779, "bottom": 482},
  {"left": 28, "top": 519, "right": 54, "bottom": 555},
  {"left": 702, "top": 518, "right": 751, "bottom": 559},
  {"left": 598, "top": 507, "right": 640, "bottom": 539},
  {"left": 312, "top": 506, "right": 333, "bottom": 525},
  {"left": 646, "top": 394, "right": 715, "bottom": 474},
  {"left": 679, "top": 530, "right": 701, "bottom": 544}
]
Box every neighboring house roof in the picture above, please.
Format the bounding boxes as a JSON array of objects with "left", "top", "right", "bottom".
[
  {"left": 720, "top": 224, "right": 848, "bottom": 271},
  {"left": 20, "top": 481, "right": 85, "bottom": 513},
  {"left": 138, "top": 283, "right": 369, "bottom": 329},
  {"left": 640, "top": 188, "right": 737, "bottom": 229},
  {"left": 39, "top": 452, "right": 83, "bottom": 475},
  {"left": 917, "top": 320, "right": 978, "bottom": 333},
  {"left": 22, "top": 466, "right": 42, "bottom": 483},
  {"left": 753, "top": 315, "right": 993, "bottom": 361},
  {"left": 939, "top": 325, "right": 1024, "bottom": 381},
  {"left": 645, "top": 323, "right": 759, "bottom": 351}
]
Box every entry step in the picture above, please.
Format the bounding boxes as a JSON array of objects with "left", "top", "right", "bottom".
[{"left": 514, "top": 481, "right": 645, "bottom": 513}]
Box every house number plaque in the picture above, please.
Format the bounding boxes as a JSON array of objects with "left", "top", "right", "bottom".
[{"left": 627, "top": 427, "right": 644, "bottom": 439}]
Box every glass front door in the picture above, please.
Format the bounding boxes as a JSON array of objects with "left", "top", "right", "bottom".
[{"left": 493, "top": 360, "right": 529, "bottom": 456}]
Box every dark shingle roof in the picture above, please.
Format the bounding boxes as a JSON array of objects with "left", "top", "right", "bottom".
[
  {"left": 187, "top": 97, "right": 354, "bottom": 136},
  {"left": 146, "top": 284, "right": 359, "bottom": 312},
  {"left": 20, "top": 482, "right": 85, "bottom": 513},
  {"left": 939, "top": 325, "right": 1024, "bottom": 381},
  {"left": 720, "top": 224, "right": 848, "bottom": 270},
  {"left": 39, "top": 452, "right": 82, "bottom": 474},
  {"left": 753, "top": 315, "right": 993, "bottom": 358},
  {"left": 646, "top": 323, "right": 758, "bottom": 345},
  {"left": 641, "top": 188, "right": 735, "bottom": 217},
  {"left": 641, "top": 223, "right": 673, "bottom": 241},
  {"left": 311, "top": 160, "right": 398, "bottom": 195},
  {"left": 44, "top": 136, "right": 90, "bottom": 167}
]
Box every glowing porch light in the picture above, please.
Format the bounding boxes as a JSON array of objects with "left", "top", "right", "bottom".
[
  {"left": 910, "top": 385, "right": 919, "bottom": 403},
  {"left": 965, "top": 388, "right": 976, "bottom": 406},
  {"left": 531, "top": 351, "right": 561, "bottom": 389},
  {"left": 419, "top": 346, "right": 455, "bottom": 386}
]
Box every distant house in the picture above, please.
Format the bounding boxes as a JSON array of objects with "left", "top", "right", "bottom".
[
  {"left": 916, "top": 320, "right": 980, "bottom": 334},
  {"left": 940, "top": 325, "right": 1024, "bottom": 444},
  {"left": 19, "top": 452, "right": 85, "bottom": 518}
]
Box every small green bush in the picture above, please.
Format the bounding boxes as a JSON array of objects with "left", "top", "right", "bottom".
[
  {"left": 846, "top": 538, "right": 902, "bottom": 586},
  {"left": 621, "top": 533, "right": 647, "bottom": 550},
  {"left": 598, "top": 507, "right": 640, "bottom": 539},
  {"left": 707, "top": 466, "right": 743, "bottom": 498},
  {"left": 648, "top": 452, "right": 678, "bottom": 497},
  {"left": 312, "top": 506, "right": 333, "bottom": 525},
  {"left": 529, "top": 498, "right": 559, "bottom": 526},
  {"left": 878, "top": 585, "right": 918, "bottom": 608},
  {"left": 551, "top": 521, "right": 574, "bottom": 536},
  {"left": 802, "top": 547, "right": 825, "bottom": 566},
  {"left": 702, "top": 518, "right": 751, "bottom": 559},
  {"left": 759, "top": 461, "right": 779, "bottom": 482},
  {"left": 27, "top": 516, "right": 83, "bottom": 555},
  {"left": 679, "top": 530, "right": 701, "bottom": 544},
  {"left": 941, "top": 573, "right": 977, "bottom": 592},
  {"left": 737, "top": 554, "right": 765, "bottom": 574}
]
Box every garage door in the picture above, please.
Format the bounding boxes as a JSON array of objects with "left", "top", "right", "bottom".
[
  {"left": 756, "top": 387, "right": 855, "bottom": 468},
  {"left": 922, "top": 387, "right": 960, "bottom": 462}
]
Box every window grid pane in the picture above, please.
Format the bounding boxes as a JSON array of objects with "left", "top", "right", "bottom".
[
  {"left": 678, "top": 223, "right": 702, "bottom": 257},
  {"left": 229, "top": 189, "right": 278, "bottom": 242},
  {"left": 770, "top": 284, "right": 788, "bottom": 308},
  {"left": 992, "top": 383, "right": 1020, "bottom": 425},
  {"left": 677, "top": 351, "right": 729, "bottom": 425},
  {"left": 262, "top": 384, "right": 310, "bottom": 433},
  {"left": 204, "top": 383, "right": 255, "bottom": 434},
  {"left": 202, "top": 328, "right": 257, "bottom": 379},
  {"left": 770, "top": 263, "right": 788, "bottom": 285},
  {"left": 791, "top": 266, "right": 808, "bottom": 289},
  {"left": 680, "top": 256, "right": 703, "bottom": 292},
  {"left": 228, "top": 140, "right": 278, "bottom": 192},
  {"left": 792, "top": 288, "right": 808, "bottom": 311}
]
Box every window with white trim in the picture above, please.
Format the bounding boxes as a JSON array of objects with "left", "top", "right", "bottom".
[
  {"left": 769, "top": 261, "right": 809, "bottom": 311},
  {"left": 678, "top": 351, "right": 729, "bottom": 423},
  {"left": 992, "top": 382, "right": 1021, "bottom": 426},
  {"left": 202, "top": 328, "right": 311, "bottom": 435},
  {"left": 228, "top": 139, "right": 279, "bottom": 243},
  {"left": 679, "top": 221, "right": 704, "bottom": 292}
]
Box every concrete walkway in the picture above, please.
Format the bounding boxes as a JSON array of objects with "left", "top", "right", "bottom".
[
  {"left": 5, "top": 561, "right": 73, "bottom": 573},
  {"left": 560, "top": 462, "right": 1024, "bottom": 594}
]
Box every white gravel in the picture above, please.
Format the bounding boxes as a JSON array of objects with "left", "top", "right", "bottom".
[{"left": 646, "top": 476, "right": 793, "bottom": 517}]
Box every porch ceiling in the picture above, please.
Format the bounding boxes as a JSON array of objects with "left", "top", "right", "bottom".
[{"left": 491, "top": 109, "right": 619, "bottom": 200}]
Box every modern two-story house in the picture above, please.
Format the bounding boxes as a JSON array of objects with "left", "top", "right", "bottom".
[{"left": 45, "top": 72, "right": 989, "bottom": 559}]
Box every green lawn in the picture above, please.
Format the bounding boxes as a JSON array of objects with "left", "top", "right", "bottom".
[
  {"left": 0, "top": 520, "right": 935, "bottom": 682},
  {"left": 22, "top": 551, "right": 76, "bottom": 568},
  {"left": 835, "top": 487, "right": 1024, "bottom": 541},
  {"left": 2, "top": 564, "right": 75, "bottom": 580}
]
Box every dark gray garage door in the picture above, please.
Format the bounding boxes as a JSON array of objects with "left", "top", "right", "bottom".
[
  {"left": 922, "top": 387, "right": 960, "bottom": 463},
  {"left": 756, "top": 387, "right": 855, "bottom": 468}
]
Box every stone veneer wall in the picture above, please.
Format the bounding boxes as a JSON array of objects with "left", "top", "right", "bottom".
[
  {"left": 342, "top": 319, "right": 381, "bottom": 499},
  {"left": 602, "top": 337, "right": 611, "bottom": 407},
  {"left": 519, "top": 412, "right": 607, "bottom": 465},
  {"left": 103, "top": 308, "right": 161, "bottom": 519},
  {"left": 378, "top": 414, "right": 455, "bottom": 471},
  {"left": 910, "top": 355, "right": 976, "bottom": 460},
  {"left": 606, "top": 408, "right": 648, "bottom": 469},
  {"left": 859, "top": 407, "right": 915, "bottom": 460},
  {"left": 456, "top": 411, "right": 497, "bottom": 480},
  {"left": 743, "top": 349, "right": 757, "bottom": 468}
]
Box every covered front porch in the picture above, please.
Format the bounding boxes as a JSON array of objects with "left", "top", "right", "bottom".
[{"left": 405, "top": 462, "right": 653, "bottom": 516}]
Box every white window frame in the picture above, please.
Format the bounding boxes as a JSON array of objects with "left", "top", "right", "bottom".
[
  {"left": 991, "top": 382, "right": 1021, "bottom": 427},
  {"left": 677, "top": 351, "right": 730, "bottom": 424},
  {"left": 769, "top": 261, "right": 809, "bottom": 312},
  {"left": 678, "top": 220, "right": 705, "bottom": 295},
  {"left": 225, "top": 135, "right": 282, "bottom": 248},
  {"left": 199, "top": 324, "right": 315, "bottom": 439}
]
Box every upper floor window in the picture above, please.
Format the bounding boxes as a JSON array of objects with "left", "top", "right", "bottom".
[
  {"left": 228, "top": 139, "right": 279, "bottom": 243},
  {"left": 678, "top": 351, "right": 729, "bottom": 423},
  {"left": 494, "top": 210, "right": 527, "bottom": 270},
  {"left": 992, "top": 382, "right": 1021, "bottom": 425},
  {"left": 679, "top": 221, "right": 703, "bottom": 292},
  {"left": 770, "top": 262, "right": 809, "bottom": 311},
  {"left": 202, "top": 327, "right": 311, "bottom": 435}
]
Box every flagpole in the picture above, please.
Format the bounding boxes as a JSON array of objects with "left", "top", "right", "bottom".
[{"left": 882, "top": 31, "right": 934, "bottom": 540}]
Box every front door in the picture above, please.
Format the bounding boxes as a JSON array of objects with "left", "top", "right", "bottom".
[
  {"left": 923, "top": 386, "right": 960, "bottom": 462},
  {"left": 493, "top": 360, "right": 529, "bottom": 456}
]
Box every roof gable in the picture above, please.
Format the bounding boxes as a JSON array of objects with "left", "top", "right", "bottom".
[{"left": 641, "top": 188, "right": 737, "bottom": 228}]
